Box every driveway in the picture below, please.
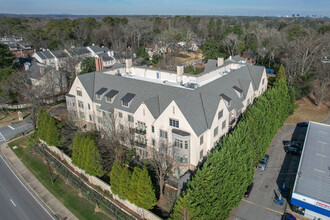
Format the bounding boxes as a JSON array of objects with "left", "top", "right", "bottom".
[
  {"left": 0, "top": 120, "right": 33, "bottom": 144},
  {"left": 229, "top": 124, "right": 307, "bottom": 220}
]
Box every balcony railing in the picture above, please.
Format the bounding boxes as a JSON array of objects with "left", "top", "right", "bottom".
[
  {"left": 135, "top": 141, "right": 147, "bottom": 148},
  {"left": 135, "top": 128, "right": 146, "bottom": 135}
]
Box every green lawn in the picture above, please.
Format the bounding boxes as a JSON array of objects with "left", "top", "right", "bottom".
[{"left": 8, "top": 138, "right": 111, "bottom": 220}]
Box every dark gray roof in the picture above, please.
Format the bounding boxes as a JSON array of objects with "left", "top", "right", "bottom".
[
  {"left": 203, "top": 59, "right": 218, "bottom": 74},
  {"left": 96, "top": 87, "right": 107, "bottom": 95},
  {"left": 42, "top": 51, "right": 55, "bottom": 59},
  {"left": 105, "top": 90, "right": 118, "bottom": 99},
  {"left": 121, "top": 93, "right": 136, "bottom": 103},
  {"left": 99, "top": 52, "right": 114, "bottom": 61},
  {"left": 293, "top": 122, "right": 330, "bottom": 204},
  {"left": 77, "top": 64, "right": 264, "bottom": 136},
  {"left": 172, "top": 129, "right": 190, "bottom": 136},
  {"left": 51, "top": 50, "right": 68, "bottom": 59},
  {"left": 36, "top": 51, "right": 47, "bottom": 60},
  {"left": 89, "top": 45, "right": 109, "bottom": 54},
  {"left": 231, "top": 55, "right": 246, "bottom": 62},
  {"left": 67, "top": 47, "right": 91, "bottom": 56}
]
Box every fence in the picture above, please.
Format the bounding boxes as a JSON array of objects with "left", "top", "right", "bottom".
[
  {"left": 0, "top": 96, "right": 65, "bottom": 110},
  {"left": 33, "top": 143, "right": 137, "bottom": 220},
  {"left": 42, "top": 143, "right": 161, "bottom": 220}
]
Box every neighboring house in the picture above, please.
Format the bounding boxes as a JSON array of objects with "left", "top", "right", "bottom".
[
  {"left": 188, "top": 41, "right": 199, "bottom": 51},
  {"left": 65, "top": 57, "right": 267, "bottom": 177},
  {"left": 227, "top": 55, "right": 247, "bottom": 64},
  {"left": 0, "top": 36, "right": 34, "bottom": 58},
  {"left": 64, "top": 47, "right": 91, "bottom": 58},
  {"left": 86, "top": 45, "right": 110, "bottom": 57},
  {"left": 242, "top": 50, "right": 257, "bottom": 64},
  {"left": 26, "top": 61, "right": 68, "bottom": 96},
  {"left": 145, "top": 43, "right": 167, "bottom": 58}
]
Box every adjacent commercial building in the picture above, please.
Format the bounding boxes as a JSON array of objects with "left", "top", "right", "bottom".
[
  {"left": 291, "top": 122, "right": 330, "bottom": 219},
  {"left": 65, "top": 57, "right": 267, "bottom": 176}
]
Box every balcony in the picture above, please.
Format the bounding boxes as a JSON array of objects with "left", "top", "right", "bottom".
[
  {"left": 135, "top": 141, "right": 147, "bottom": 148},
  {"left": 135, "top": 128, "right": 146, "bottom": 135}
]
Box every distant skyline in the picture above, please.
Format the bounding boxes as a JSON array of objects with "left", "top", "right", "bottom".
[{"left": 1, "top": 0, "right": 329, "bottom": 17}]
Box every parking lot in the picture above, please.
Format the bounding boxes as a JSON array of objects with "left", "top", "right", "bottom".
[{"left": 229, "top": 124, "right": 307, "bottom": 220}]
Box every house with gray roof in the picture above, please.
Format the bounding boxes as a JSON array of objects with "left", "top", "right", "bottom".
[{"left": 66, "top": 57, "right": 267, "bottom": 176}]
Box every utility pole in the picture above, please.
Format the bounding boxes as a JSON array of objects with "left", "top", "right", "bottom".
[{"left": 42, "top": 144, "right": 54, "bottom": 185}]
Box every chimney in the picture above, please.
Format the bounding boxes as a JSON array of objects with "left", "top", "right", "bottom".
[
  {"left": 95, "top": 57, "right": 104, "bottom": 71},
  {"left": 125, "top": 58, "right": 132, "bottom": 69},
  {"left": 217, "top": 57, "right": 224, "bottom": 67},
  {"left": 177, "top": 65, "right": 184, "bottom": 76}
]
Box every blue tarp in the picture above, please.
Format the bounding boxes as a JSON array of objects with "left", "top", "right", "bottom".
[{"left": 266, "top": 69, "right": 275, "bottom": 74}]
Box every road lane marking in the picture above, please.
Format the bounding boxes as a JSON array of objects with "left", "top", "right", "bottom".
[
  {"left": 10, "top": 199, "right": 16, "bottom": 206},
  {"left": 0, "top": 132, "right": 5, "bottom": 142},
  {"left": 0, "top": 154, "right": 55, "bottom": 220},
  {"left": 242, "top": 199, "right": 283, "bottom": 215},
  {"left": 8, "top": 125, "right": 15, "bottom": 130}
]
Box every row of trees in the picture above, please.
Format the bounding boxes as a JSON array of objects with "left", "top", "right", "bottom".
[
  {"left": 171, "top": 70, "right": 295, "bottom": 219},
  {"left": 71, "top": 133, "right": 105, "bottom": 177},
  {"left": 109, "top": 161, "right": 157, "bottom": 210},
  {"left": 37, "top": 109, "right": 60, "bottom": 146}
]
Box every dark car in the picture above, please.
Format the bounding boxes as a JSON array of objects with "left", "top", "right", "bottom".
[
  {"left": 260, "top": 154, "right": 269, "bottom": 163},
  {"left": 297, "top": 122, "right": 308, "bottom": 127},
  {"left": 244, "top": 183, "right": 254, "bottom": 198},
  {"left": 283, "top": 141, "right": 303, "bottom": 149},
  {"left": 282, "top": 213, "right": 296, "bottom": 220},
  {"left": 285, "top": 146, "right": 302, "bottom": 155}
]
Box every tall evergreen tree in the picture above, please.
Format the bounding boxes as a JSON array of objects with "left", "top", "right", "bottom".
[
  {"left": 71, "top": 133, "right": 82, "bottom": 167},
  {"left": 128, "top": 166, "right": 142, "bottom": 204},
  {"left": 84, "top": 138, "right": 105, "bottom": 177},
  {"left": 109, "top": 160, "right": 123, "bottom": 196},
  {"left": 45, "top": 117, "right": 60, "bottom": 146},
  {"left": 136, "top": 167, "right": 156, "bottom": 210},
  {"left": 119, "top": 167, "right": 131, "bottom": 199},
  {"left": 276, "top": 64, "right": 287, "bottom": 85}
]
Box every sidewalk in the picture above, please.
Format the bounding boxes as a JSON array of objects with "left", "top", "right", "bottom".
[{"left": 0, "top": 143, "right": 78, "bottom": 220}]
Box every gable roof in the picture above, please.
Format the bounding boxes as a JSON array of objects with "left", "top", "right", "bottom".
[
  {"left": 89, "top": 45, "right": 109, "bottom": 54},
  {"left": 76, "top": 63, "right": 264, "bottom": 136}
]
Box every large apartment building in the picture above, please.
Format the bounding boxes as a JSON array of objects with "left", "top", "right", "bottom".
[{"left": 66, "top": 57, "right": 267, "bottom": 176}]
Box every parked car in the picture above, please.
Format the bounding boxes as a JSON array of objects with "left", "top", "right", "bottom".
[
  {"left": 257, "top": 155, "right": 269, "bottom": 170},
  {"left": 282, "top": 213, "right": 296, "bottom": 220},
  {"left": 285, "top": 146, "right": 302, "bottom": 155},
  {"left": 297, "top": 122, "right": 308, "bottom": 127},
  {"left": 283, "top": 141, "right": 303, "bottom": 149},
  {"left": 244, "top": 183, "right": 254, "bottom": 198}
]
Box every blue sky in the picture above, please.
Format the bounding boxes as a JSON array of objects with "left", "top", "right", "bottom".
[{"left": 1, "top": 0, "right": 329, "bottom": 16}]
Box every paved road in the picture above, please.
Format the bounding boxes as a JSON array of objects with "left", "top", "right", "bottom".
[
  {"left": 0, "top": 120, "right": 33, "bottom": 144},
  {"left": 0, "top": 153, "right": 54, "bottom": 220}
]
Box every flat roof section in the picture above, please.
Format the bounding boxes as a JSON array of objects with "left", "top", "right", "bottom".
[{"left": 293, "top": 121, "right": 330, "bottom": 204}]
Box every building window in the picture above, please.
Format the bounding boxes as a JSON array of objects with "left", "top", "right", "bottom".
[
  {"left": 143, "top": 109, "right": 145, "bottom": 116},
  {"left": 151, "top": 126, "right": 154, "bottom": 133},
  {"left": 169, "top": 119, "right": 179, "bottom": 128},
  {"left": 152, "top": 139, "right": 155, "bottom": 146},
  {"left": 156, "top": 72, "right": 159, "bottom": 79},
  {"left": 184, "top": 155, "right": 188, "bottom": 164},
  {"left": 89, "top": 115, "right": 92, "bottom": 121},
  {"left": 200, "top": 150, "right": 203, "bottom": 159},
  {"left": 174, "top": 139, "right": 183, "bottom": 148},
  {"left": 222, "top": 120, "right": 226, "bottom": 129},
  {"left": 105, "top": 96, "right": 114, "bottom": 103},
  {"left": 79, "top": 111, "right": 85, "bottom": 119},
  {"left": 185, "top": 141, "right": 189, "bottom": 149},
  {"left": 173, "top": 106, "right": 175, "bottom": 114},
  {"left": 76, "top": 90, "right": 82, "bottom": 96},
  {"left": 218, "top": 110, "right": 223, "bottom": 120},
  {"left": 200, "top": 135, "right": 204, "bottom": 145},
  {"left": 137, "top": 121, "right": 146, "bottom": 131},
  {"left": 118, "top": 112, "right": 122, "bottom": 118},
  {"left": 88, "top": 103, "right": 90, "bottom": 110},
  {"left": 96, "top": 94, "right": 101, "bottom": 100},
  {"left": 262, "top": 78, "right": 265, "bottom": 85},
  {"left": 214, "top": 126, "right": 218, "bottom": 137},
  {"left": 120, "top": 124, "right": 124, "bottom": 130},
  {"left": 160, "top": 130, "right": 168, "bottom": 139},
  {"left": 128, "top": 115, "right": 134, "bottom": 122},
  {"left": 78, "top": 101, "right": 84, "bottom": 109}
]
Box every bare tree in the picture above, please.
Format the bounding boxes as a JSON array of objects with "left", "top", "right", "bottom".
[
  {"left": 128, "top": 18, "right": 152, "bottom": 49},
  {"left": 223, "top": 33, "right": 239, "bottom": 56},
  {"left": 312, "top": 58, "right": 330, "bottom": 106},
  {"left": 98, "top": 111, "right": 135, "bottom": 171},
  {"left": 72, "top": 19, "right": 90, "bottom": 46}
]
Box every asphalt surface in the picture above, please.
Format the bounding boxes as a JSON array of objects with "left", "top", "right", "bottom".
[
  {"left": 0, "top": 120, "right": 33, "bottom": 144},
  {"left": 0, "top": 153, "right": 54, "bottom": 220}
]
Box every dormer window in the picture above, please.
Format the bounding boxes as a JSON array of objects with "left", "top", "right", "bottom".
[
  {"left": 220, "top": 94, "right": 231, "bottom": 108},
  {"left": 95, "top": 87, "right": 107, "bottom": 100},
  {"left": 76, "top": 89, "right": 82, "bottom": 97},
  {"left": 105, "top": 90, "right": 118, "bottom": 103},
  {"left": 233, "top": 86, "right": 243, "bottom": 98},
  {"left": 121, "top": 93, "right": 135, "bottom": 108}
]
